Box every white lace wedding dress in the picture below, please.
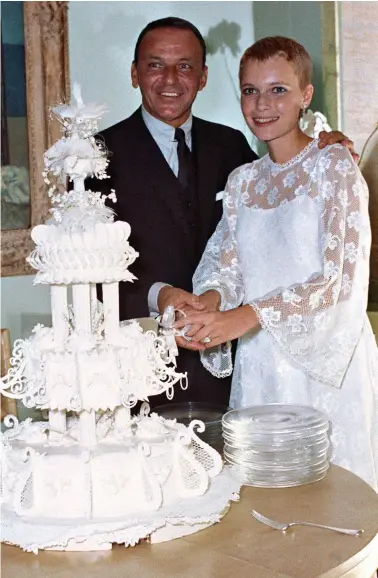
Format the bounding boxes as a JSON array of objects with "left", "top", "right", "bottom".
[{"left": 194, "top": 140, "right": 378, "bottom": 490}]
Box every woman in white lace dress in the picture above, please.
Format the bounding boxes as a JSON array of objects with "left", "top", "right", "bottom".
[{"left": 175, "top": 37, "right": 378, "bottom": 489}]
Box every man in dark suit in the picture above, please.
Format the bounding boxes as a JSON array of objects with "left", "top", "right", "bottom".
[{"left": 87, "top": 17, "right": 352, "bottom": 407}]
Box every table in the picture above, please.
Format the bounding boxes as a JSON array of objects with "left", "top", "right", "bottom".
[{"left": 2, "top": 466, "right": 378, "bottom": 578}]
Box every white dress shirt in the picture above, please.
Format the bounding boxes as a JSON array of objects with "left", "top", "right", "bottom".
[{"left": 141, "top": 107, "right": 193, "bottom": 315}]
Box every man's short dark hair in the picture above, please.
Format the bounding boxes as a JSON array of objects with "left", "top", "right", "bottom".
[{"left": 134, "top": 17, "right": 206, "bottom": 67}]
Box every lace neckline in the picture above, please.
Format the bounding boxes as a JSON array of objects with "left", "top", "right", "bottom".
[{"left": 266, "top": 139, "right": 318, "bottom": 171}]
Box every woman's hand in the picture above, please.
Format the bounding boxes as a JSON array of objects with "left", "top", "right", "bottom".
[
  {"left": 174, "top": 290, "right": 222, "bottom": 351},
  {"left": 174, "top": 305, "right": 260, "bottom": 349}
]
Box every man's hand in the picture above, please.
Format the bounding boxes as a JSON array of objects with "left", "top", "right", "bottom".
[
  {"left": 173, "top": 290, "right": 222, "bottom": 351},
  {"left": 158, "top": 288, "right": 222, "bottom": 352},
  {"left": 181, "top": 290, "right": 221, "bottom": 341},
  {"left": 157, "top": 286, "right": 205, "bottom": 315},
  {"left": 318, "top": 130, "right": 359, "bottom": 162},
  {"left": 178, "top": 290, "right": 221, "bottom": 316},
  {"left": 157, "top": 286, "right": 208, "bottom": 351},
  {"left": 199, "top": 290, "right": 221, "bottom": 313}
]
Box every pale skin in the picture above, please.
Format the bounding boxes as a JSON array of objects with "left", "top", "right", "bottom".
[{"left": 173, "top": 55, "right": 356, "bottom": 350}]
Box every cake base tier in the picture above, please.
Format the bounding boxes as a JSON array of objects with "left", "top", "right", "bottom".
[{"left": 1, "top": 469, "right": 239, "bottom": 553}]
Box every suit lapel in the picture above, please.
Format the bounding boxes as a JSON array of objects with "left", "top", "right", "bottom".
[{"left": 192, "top": 117, "right": 222, "bottom": 249}]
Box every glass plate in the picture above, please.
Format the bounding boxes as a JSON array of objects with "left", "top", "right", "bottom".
[
  {"left": 222, "top": 404, "right": 329, "bottom": 434},
  {"left": 223, "top": 438, "right": 330, "bottom": 461},
  {"left": 222, "top": 429, "right": 330, "bottom": 450},
  {"left": 154, "top": 402, "right": 229, "bottom": 427},
  {"left": 223, "top": 450, "right": 329, "bottom": 471},
  {"left": 226, "top": 461, "right": 329, "bottom": 475},
  {"left": 229, "top": 467, "right": 329, "bottom": 488}
]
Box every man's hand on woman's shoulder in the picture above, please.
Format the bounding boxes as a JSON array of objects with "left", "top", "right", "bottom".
[{"left": 318, "top": 130, "right": 359, "bottom": 162}]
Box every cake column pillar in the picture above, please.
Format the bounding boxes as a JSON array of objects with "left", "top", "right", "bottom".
[
  {"left": 90, "top": 283, "right": 98, "bottom": 318},
  {"left": 102, "top": 282, "right": 120, "bottom": 342},
  {"left": 102, "top": 282, "right": 131, "bottom": 432},
  {"left": 73, "top": 283, "right": 97, "bottom": 447},
  {"left": 49, "top": 285, "right": 69, "bottom": 436}
]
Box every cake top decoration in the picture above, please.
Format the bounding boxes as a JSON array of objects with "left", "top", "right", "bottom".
[{"left": 43, "top": 82, "right": 116, "bottom": 230}]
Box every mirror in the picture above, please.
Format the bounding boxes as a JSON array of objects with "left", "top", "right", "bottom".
[{"left": 1, "top": 1, "right": 69, "bottom": 277}]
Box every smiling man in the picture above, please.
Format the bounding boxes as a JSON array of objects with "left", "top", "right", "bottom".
[
  {"left": 131, "top": 24, "right": 208, "bottom": 128},
  {"left": 86, "top": 17, "right": 353, "bottom": 408},
  {"left": 86, "top": 17, "right": 256, "bottom": 407}
]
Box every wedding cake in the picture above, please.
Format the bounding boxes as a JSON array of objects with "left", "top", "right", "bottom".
[{"left": 0, "top": 85, "right": 240, "bottom": 553}]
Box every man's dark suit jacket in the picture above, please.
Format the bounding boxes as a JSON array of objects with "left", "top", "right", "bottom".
[{"left": 86, "top": 107, "right": 258, "bottom": 407}]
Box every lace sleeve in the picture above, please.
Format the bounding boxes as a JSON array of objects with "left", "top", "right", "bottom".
[
  {"left": 250, "top": 145, "right": 371, "bottom": 388},
  {"left": 193, "top": 169, "right": 245, "bottom": 310},
  {"left": 193, "top": 166, "right": 247, "bottom": 379}
]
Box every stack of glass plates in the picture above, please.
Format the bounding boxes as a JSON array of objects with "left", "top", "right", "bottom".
[
  {"left": 222, "top": 404, "right": 331, "bottom": 488},
  {"left": 154, "top": 402, "right": 229, "bottom": 451}
]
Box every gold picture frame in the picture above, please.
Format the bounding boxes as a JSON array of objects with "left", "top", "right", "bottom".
[
  {"left": 1, "top": 328, "right": 17, "bottom": 419},
  {"left": 1, "top": 1, "right": 69, "bottom": 277}
]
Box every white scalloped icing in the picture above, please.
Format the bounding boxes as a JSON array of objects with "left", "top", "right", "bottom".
[
  {"left": 27, "top": 221, "right": 138, "bottom": 284},
  {"left": 135, "top": 414, "right": 173, "bottom": 438},
  {"left": 1, "top": 322, "right": 186, "bottom": 412}
]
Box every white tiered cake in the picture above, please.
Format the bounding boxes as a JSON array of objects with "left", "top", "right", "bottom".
[{"left": 0, "top": 85, "right": 240, "bottom": 553}]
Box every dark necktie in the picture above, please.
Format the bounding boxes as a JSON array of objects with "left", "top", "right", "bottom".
[{"left": 175, "top": 127, "right": 192, "bottom": 189}]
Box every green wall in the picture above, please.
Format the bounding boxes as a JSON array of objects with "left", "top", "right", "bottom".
[{"left": 252, "top": 1, "right": 324, "bottom": 114}]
